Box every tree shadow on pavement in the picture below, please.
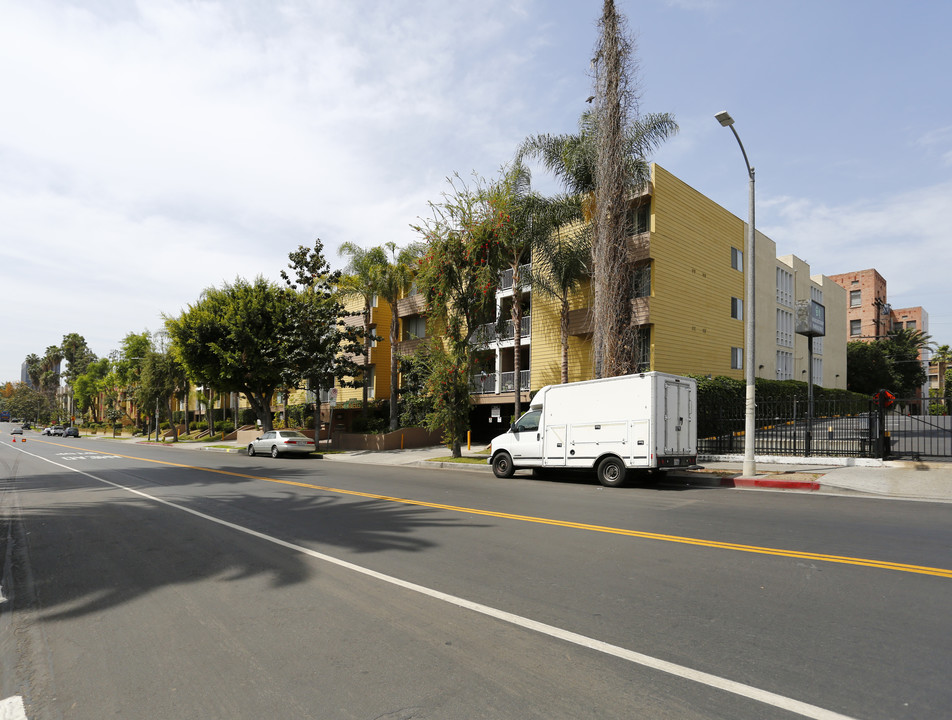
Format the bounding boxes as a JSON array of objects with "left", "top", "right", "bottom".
[{"left": 2, "top": 469, "right": 489, "bottom": 622}]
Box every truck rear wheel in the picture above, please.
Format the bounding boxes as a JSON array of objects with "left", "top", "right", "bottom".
[
  {"left": 492, "top": 452, "right": 515, "bottom": 478},
  {"left": 597, "top": 456, "right": 627, "bottom": 487}
]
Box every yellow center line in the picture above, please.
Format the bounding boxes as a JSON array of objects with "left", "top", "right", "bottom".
[{"left": 39, "top": 439, "right": 952, "bottom": 579}]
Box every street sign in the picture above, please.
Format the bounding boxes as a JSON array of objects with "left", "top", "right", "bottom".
[
  {"left": 328, "top": 387, "right": 338, "bottom": 408},
  {"left": 875, "top": 390, "right": 895, "bottom": 408}
]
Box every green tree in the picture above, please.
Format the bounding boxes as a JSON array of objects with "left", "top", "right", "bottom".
[
  {"left": 414, "top": 173, "right": 507, "bottom": 456},
  {"left": 280, "top": 240, "right": 366, "bottom": 439},
  {"left": 846, "top": 341, "right": 891, "bottom": 395},
  {"left": 526, "top": 221, "right": 591, "bottom": 384},
  {"left": 7, "top": 382, "right": 51, "bottom": 424},
  {"left": 72, "top": 356, "right": 112, "bottom": 423},
  {"left": 489, "top": 161, "right": 582, "bottom": 416},
  {"left": 166, "top": 277, "right": 299, "bottom": 432},
  {"left": 24, "top": 353, "right": 41, "bottom": 388},
  {"left": 932, "top": 344, "right": 951, "bottom": 362},
  {"left": 372, "top": 242, "right": 423, "bottom": 431},
  {"left": 519, "top": 5, "right": 677, "bottom": 378},
  {"left": 337, "top": 242, "right": 387, "bottom": 420},
  {"left": 113, "top": 332, "right": 151, "bottom": 430},
  {"left": 883, "top": 328, "right": 933, "bottom": 399},
  {"left": 138, "top": 340, "right": 190, "bottom": 442},
  {"left": 397, "top": 346, "right": 436, "bottom": 428}
]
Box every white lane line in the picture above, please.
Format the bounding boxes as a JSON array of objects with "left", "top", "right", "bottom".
[
  {"left": 15, "top": 447, "right": 861, "bottom": 720},
  {"left": 0, "top": 695, "right": 28, "bottom": 720}
]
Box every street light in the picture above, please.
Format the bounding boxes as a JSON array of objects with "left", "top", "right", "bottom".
[{"left": 715, "top": 110, "right": 757, "bottom": 477}]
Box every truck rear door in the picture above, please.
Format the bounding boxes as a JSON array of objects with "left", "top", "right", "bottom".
[{"left": 663, "top": 381, "right": 693, "bottom": 454}]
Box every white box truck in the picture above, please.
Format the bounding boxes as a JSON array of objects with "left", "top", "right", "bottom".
[{"left": 488, "top": 372, "right": 697, "bottom": 486}]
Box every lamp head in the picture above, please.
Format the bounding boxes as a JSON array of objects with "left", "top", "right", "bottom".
[{"left": 715, "top": 111, "right": 734, "bottom": 127}]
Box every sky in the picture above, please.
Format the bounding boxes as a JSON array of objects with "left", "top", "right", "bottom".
[{"left": 2, "top": 0, "right": 950, "bottom": 382}]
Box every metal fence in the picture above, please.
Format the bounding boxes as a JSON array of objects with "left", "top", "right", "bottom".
[
  {"left": 698, "top": 395, "right": 951, "bottom": 460},
  {"left": 883, "top": 397, "right": 951, "bottom": 460},
  {"left": 699, "top": 397, "right": 876, "bottom": 458}
]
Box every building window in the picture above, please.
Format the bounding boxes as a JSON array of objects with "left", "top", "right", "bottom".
[
  {"left": 850, "top": 319, "right": 861, "bottom": 336},
  {"left": 403, "top": 315, "right": 426, "bottom": 340},
  {"left": 731, "top": 297, "right": 743, "bottom": 320},
  {"left": 776, "top": 350, "right": 793, "bottom": 381},
  {"left": 776, "top": 268, "right": 793, "bottom": 307},
  {"left": 731, "top": 247, "right": 743, "bottom": 271},
  {"left": 627, "top": 203, "right": 650, "bottom": 235},
  {"left": 631, "top": 262, "right": 651, "bottom": 298},
  {"left": 906, "top": 320, "right": 917, "bottom": 330},
  {"left": 731, "top": 347, "right": 743, "bottom": 370},
  {"left": 364, "top": 366, "right": 375, "bottom": 399},
  {"left": 850, "top": 290, "right": 861, "bottom": 307},
  {"left": 777, "top": 309, "right": 793, "bottom": 348}
]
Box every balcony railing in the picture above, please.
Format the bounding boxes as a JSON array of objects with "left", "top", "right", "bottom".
[
  {"left": 470, "top": 372, "right": 497, "bottom": 394},
  {"left": 499, "top": 263, "right": 532, "bottom": 291},
  {"left": 500, "top": 370, "right": 531, "bottom": 393},
  {"left": 470, "top": 316, "right": 531, "bottom": 345},
  {"left": 470, "top": 370, "right": 531, "bottom": 394}
]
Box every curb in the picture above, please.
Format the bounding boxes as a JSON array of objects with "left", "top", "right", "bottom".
[{"left": 728, "top": 476, "right": 821, "bottom": 491}]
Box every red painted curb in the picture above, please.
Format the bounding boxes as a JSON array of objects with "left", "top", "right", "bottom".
[{"left": 730, "top": 477, "right": 821, "bottom": 491}]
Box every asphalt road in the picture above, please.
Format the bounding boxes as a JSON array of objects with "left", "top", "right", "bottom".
[{"left": 2, "top": 434, "right": 951, "bottom": 719}]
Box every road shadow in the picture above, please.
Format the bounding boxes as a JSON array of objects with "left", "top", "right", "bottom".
[{"left": 1, "top": 463, "right": 488, "bottom": 622}]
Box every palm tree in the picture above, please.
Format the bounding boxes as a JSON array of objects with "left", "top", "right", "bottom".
[
  {"left": 518, "top": 105, "right": 677, "bottom": 377},
  {"left": 338, "top": 242, "right": 387, "bottom": 420},
  {"left": 932, "top": 344, "right": 952, "bottom": 363},
  {"left": 526, "top": 223, "right": 591, "bottom": 384},
  {"left": 374, "top": 242, "right": 423, "bottom": 431},
  {"left": 492, "top": 161, "right": 584, "bottom": 416}
]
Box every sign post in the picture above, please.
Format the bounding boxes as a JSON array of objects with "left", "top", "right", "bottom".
[{"left": 796, "top": 299, "right": 826, "bottom": 456}]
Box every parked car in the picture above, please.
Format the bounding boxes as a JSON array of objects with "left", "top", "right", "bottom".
[
  {"left": 42, "top": 427, "right": 52, "bottom": 436},
  {"left": 51, "top": 425, "right": 65, "bottom": 436},
  {"left": 21, "top": 422, "right": 31, "bottom": 430},
  {"left": 247, "top": 430, "right": 315, "bottom": 458},
  {"left": 10, "top": 426, "right": 22, "bottom": 435},
  {"left": 63, "top": 427, "right": 80, "bottom": 438}
]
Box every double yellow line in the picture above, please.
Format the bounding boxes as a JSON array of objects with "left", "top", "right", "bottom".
[{"left": 46, "top": 441, "right": 952, "bottom": 579}]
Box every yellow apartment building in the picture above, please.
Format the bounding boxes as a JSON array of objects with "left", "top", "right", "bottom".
[{"left": 332, "top": 164, "right": 847, "bottom": 439}]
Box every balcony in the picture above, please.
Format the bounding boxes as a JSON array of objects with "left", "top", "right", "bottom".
[
  {"left": 501, "top": 369, "right": 531, "bottom": 393},
  {"left": 470, "top": 316, "right": 531, "bottom": 345},
  {"left": 470, "top": 370, "right": 531, "bottom": 395},
  {"left": 630, "top": 296, "right": 650, "bottom": 325},
  {"left": 499, "top": 263, "right": 532, "bottom": 291},
  {"left": 470, "top": 372, "right": 497, "bottom": 394},
  {"left": 567, "top": 307, "right": 594, "bottom": 336},
  {"left": 394, "top": 337, "right": 425, "bottom": 356},
  {"left": 395, "top": 293, "right": 426, "bottom": 317},
  {"left": 629, "top": 233, "right": 650, "bottom": 263}
]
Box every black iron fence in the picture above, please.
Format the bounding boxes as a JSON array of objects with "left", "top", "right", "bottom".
[
  {"left": 883, "top": 397, "right": 951, "bottom": 460},
  {"left": 698, "top": 395, "right": 952, "bottom": 460}
]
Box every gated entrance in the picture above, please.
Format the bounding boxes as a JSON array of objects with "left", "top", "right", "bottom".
[
  {"left": 697, "top": 394, "right": 952, "bottom": 460},
  {"left": 880, "top": 395, "right": 951, "bottom": 460}
]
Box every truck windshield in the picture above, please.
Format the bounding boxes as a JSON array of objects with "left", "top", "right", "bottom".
[{"left": 512, "top": 410, "right": 541, "bottom": 433}]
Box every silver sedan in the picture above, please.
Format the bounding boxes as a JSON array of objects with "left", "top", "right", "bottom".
[{"left": 247, "top": 430, "right": 315, "bottom": 458}]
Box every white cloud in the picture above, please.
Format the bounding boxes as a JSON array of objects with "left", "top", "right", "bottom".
[{"left": 760, "top": 180, "right": 952, "bottom": 332}]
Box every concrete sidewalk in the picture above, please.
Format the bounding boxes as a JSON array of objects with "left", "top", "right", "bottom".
[{"left": 93, "top": 435, "right": 952, "bottom": 503}]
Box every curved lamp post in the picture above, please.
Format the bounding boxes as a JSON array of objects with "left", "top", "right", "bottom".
[{"left": 715, "top": 110, "right": 756, "bottom": 477}]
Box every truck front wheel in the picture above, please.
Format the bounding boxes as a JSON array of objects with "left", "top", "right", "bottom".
[
  {"left": 597, "top": 456, "right": 628, "bottom": 487},
  {"left": 492, "top": 452, "right": 515, "bottom": 478}
]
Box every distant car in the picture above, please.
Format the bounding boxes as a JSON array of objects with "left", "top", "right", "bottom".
[
  {"left": 51, "top": 425, "right": 65, "bottom": 436},
  {"left": 21, "top": 423, "right": 31, "bottom": 430},
  {"left": 10, "top": 427, "right": 22, "bottom": 435},
  {"left": 247, "top": 430, "right": 315, "bottom": 458},
  {"left": 63, "top": 427, "right": 80, "bottom": 438},
  {"left": 42, "top": 427, "right": 52, "bottom": 436}
]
